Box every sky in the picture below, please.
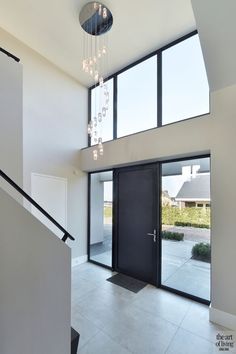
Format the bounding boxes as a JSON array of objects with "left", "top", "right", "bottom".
[
  {"left": 104, "top": 181, "right": 112, "bottom": 201},
  {"left": 162, "top": 175, "right": 186, "bottom": 198}
]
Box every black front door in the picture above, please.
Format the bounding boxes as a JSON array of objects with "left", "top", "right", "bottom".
[{"left": 114, "top": 164, "right": 159, "bottom": 285}]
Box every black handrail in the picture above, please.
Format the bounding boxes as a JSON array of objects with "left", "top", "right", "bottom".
[
  {"left": 0, "top": 169, "right": 75, "bottom": 243},
  {"left": 0, "top": 47, "right": 20, "bottom": 62}
]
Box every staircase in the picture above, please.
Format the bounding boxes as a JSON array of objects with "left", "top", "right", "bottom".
[
  {"left": 0, "top": 169, "right": 80, "bottom": 354},
  {"left": 71, "top": 327, "right": 80, "bottom": 354}
]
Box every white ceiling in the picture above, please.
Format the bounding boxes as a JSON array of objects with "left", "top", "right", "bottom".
[{"left": 0, "top": 0, "right": 196, "bottom": 87}]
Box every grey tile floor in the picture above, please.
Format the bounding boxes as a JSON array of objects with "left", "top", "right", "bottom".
[{"left": 71, "top": 262, "right": 230, "bottom": 354}]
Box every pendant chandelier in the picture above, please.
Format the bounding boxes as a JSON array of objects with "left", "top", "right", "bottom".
[{"left": 79, "top": 2, "right": 113, "bottom": 160}]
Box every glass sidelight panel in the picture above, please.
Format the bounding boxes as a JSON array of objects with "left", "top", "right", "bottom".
[
  {"left": 89, "top": 171, "right": 113, "bottom": 267},
  {"left": 161, "top": 157, "right": 210, "bottom": 301}
]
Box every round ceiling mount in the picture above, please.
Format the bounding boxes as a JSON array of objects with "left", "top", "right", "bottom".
[{"left": 79, "top": 2, "right": 113, "bottom": 36}]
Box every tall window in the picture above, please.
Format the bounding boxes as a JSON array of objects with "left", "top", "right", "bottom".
[
  {"left": 161, "top": 157, "right": 211, "bottom": 301},
  {"left": 117, "top": 56, "right": 157, "bottom": 138},
  {"left": 89, "top": 171, "right": 113, "bottom": 267},
  {"left": 162, "top": 35, "right": 209, "bottom": 125},
  {"left": 89, "top": 32, "right": 210, "bottom": 144}
]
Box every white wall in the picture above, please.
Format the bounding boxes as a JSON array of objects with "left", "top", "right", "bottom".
[
  {"left": 210, "top": 85, "right": 236, "bottom": 324},
  {"left": 80, "top": 115, "right": 211, "bottom": 171},
  {"left": 0, "top": 28, "right": 88, "bottom": 260},
  {"left": 0, "top": 187, "right": 71, "bottom": 354},
  {"left": 80, "top": 84, "right": 236, "bottom": 328},
  {"left": 31, "top": 173, "right": 67, "bottom": 238},
  {"left": 0, "top": 51, "right": 23, "bottom": 197},
  {"left": 191, "top": 0, "right": 236, "bottom": 92}
]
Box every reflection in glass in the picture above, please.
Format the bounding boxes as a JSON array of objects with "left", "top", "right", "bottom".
[
  {"left": 161, "top": 157, "right": 210, "bottom": 301},
  {"left": 162, "top": 34, "right": 209, "bottom": 125},
  {"left": 90, "top": 171, "right": 113, "bottom": 267},
  {"left": 79, "top": 2, "right": 113, "bottom": 36},
  {"left": 117, "top": 56, "right": 157, "bottom": 138}
]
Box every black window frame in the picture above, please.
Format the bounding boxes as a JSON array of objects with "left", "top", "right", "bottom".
[{"left": 88, "top": 30, "right": 210, "bottom": 146}]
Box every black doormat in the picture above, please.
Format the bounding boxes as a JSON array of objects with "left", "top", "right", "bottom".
[{"left": 107, "top": 273, "right": 147, "bottom": 293}]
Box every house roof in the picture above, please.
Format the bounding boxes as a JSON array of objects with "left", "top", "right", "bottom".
[{"left": 175, "top": 174, "right": 210, "bottom": 200}]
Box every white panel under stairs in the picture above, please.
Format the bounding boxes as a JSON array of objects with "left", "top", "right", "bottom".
[{"left": 0, "top": 187, "right": 71, "bottom": 354}]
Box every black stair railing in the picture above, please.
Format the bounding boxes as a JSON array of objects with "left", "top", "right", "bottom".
[
  {"left": 0, "top": 169, "right": 75, "bottom": 243},
  {"left": 0, "top": 47, "right": 20, "bottom": 62}
]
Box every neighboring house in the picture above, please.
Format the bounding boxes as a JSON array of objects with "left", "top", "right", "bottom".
[
  {"left": 175, "top": 174, "right": 210, "bottom": 209},
  {"left": 104, "top": 201, "right": 112, "bottom": 208}
]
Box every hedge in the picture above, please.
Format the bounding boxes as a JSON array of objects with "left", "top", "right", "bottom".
[
  {"left": 174, "top": 221, "right": 210, "bottom": 229},
  {"left": 192, "top": 242, "right": 211, "bottom": 262},
  {"left": 162, "top": 206, "right": 210, "bottom": 228},
  {"left": 162, "top": 231, "right": 184, "bottom": 241}
]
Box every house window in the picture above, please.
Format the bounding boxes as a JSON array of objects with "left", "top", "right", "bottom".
[
  {"left": 117, "top": 56, "right": 157, "bottom": 138},
  {"left": 185, "top": 202, "right": 196, "bottom": 208},
  {"left": 162, "top": 35, "right": 209, "bottom": 125},
  {"left": 197, "top": 203, "right": 204, "bottom": 207},
  {"left": 88, "top": 32, "right": 209, "bottom": 146}
]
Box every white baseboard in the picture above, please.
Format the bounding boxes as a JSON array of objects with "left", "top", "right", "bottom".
[
  {"left": 71, "top": 255, "right": 88, "bottom": 268},
  {"left": 210, "top": 305, "right": 236, "bottom": 330}
]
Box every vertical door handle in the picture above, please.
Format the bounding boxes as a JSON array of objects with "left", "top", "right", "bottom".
[{"left": 147, "top": 229, "right": 157, "bottom": 242}]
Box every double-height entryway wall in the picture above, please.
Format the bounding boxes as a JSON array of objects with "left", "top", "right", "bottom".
[
  {"left": 80, "top": 0, "right": 236, "bottom": 330},
  {"left": 81, "top": 84, "right": 236, "bottom": 331}
]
